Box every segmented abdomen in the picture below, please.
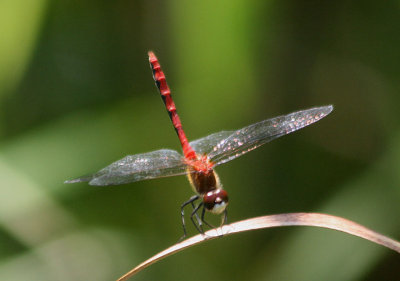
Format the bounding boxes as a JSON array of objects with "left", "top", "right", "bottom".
[{"left": 148, "top": 51, "right": 196, "bottom": 160}]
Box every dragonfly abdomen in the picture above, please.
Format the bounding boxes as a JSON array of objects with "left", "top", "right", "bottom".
[{"left": 148, "top": 51, "right": 196, "bottom": 160}]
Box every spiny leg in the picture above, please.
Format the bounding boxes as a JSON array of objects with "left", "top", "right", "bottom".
[
  {"left": 221, "top": 208, "right": 228, "bottom": 226},
  {"left": 199, "top": 207, "right": 228, "bottom": 230},
  {"left": 190, "top": 202, "right": 205, "bottom": 234},
  {"left": 200, "top": 207, "right": 216, "bottom": 229},
  {"left": 180, "top": 195, "right": 199, "bottom": 239},
  {"left": 190, "top": 200, "right": 202, "bottom": 226}
]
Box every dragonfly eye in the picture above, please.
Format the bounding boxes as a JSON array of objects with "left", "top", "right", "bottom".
[{"left": 203, "top": 189, "right": 229, "bottom": 214}]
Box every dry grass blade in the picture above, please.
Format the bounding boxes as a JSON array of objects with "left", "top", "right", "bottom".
[{"left": 117, "top": 212, "right": 400, "bottom": 280}]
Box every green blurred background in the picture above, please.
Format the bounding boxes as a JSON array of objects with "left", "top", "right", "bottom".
[{"left": 1, "top": 0, "right": 400, "bottom": 280}]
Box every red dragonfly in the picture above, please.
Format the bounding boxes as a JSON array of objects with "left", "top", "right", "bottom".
[{"left": 66, "top": 51, "right": 333, "bottom": 236}]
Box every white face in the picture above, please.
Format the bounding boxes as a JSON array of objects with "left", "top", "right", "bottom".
[{"left": 210, "top": 201, "right": 227, "bottom": 214}]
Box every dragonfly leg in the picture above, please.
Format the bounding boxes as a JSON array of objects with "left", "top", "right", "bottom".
[
  {"left": 180, "top": 195, "right": 199, "bottom": 240},
  {"left": 200, "top": 207, "right": 216, "bottom": 229},
  {"left": 190, "top": 202, "right": 205, "bottom": 234},
  {"left": 221, "top": 208, "right": 228, "bottom": 226},
  {"left": 190, "top": 200, "right": 202, "bottom": 226}
]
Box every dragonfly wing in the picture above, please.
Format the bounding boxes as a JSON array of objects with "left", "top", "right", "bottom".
[
  {"left": 189, "top": 131, "right": 235, "bottom": 155},
  {"left": 65, "top": 149, "right": 187, "bottom": 186},
  {"left": 208, "top": 105, "right": 333, "bottom": 166}
]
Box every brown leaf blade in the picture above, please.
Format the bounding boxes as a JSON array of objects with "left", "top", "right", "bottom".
[{"left": 117, "top": 213, "right": 400, "bottom": 281}]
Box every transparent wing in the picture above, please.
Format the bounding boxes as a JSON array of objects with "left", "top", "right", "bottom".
[
  {"left": 189, "top": 131, "right": 235, "bottom": 154},
  {"left": 65, "top": 149, "right": 187, "bottom": 186},
  {"left": 207, "top": 105, "right": 333, "bottom": 166}
]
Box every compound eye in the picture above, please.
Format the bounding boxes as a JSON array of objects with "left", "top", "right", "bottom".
[{"left": 203, "top": 189, "right": 229, "bottom": 214}]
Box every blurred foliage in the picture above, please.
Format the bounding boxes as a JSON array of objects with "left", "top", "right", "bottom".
[{"left": 1, "top": 0, "right": 400, "bottom": 280}]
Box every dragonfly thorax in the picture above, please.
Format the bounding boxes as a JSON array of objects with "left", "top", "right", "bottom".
[
  {"left": 186, "top": 154, "right": 216, "bottom": 193},
  {"left": 187, "top": 167, "right": 218, "bottom": 194}
]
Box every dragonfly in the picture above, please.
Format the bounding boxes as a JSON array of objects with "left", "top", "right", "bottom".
[{"left": 66, "top": 51, "right": 333, "bottom": 237}]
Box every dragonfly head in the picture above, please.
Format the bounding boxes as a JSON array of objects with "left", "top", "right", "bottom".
[{"left": 203, "top": 189, "right": 229, "bottom": 214}]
